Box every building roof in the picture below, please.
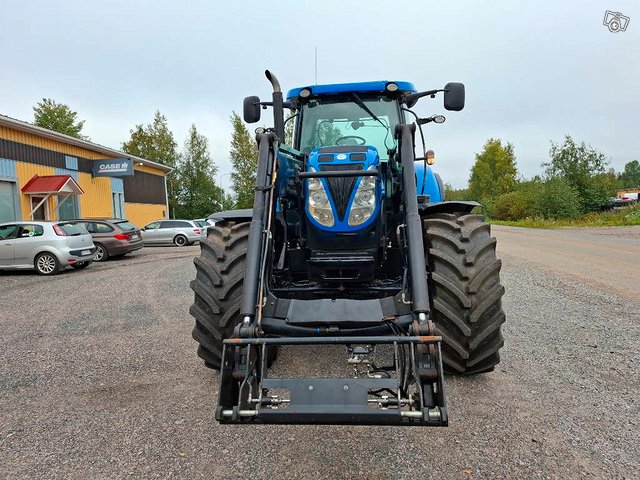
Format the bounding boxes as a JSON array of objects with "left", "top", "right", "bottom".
[
  {"left": 21, "top": 174, "right": 84, "bottom": 195},
  {"left": 0, "top": 114, "right": 172, "bottom": 173}
]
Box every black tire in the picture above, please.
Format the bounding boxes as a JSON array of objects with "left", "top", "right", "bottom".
[
  {"left": 71, "top": 261, "right": 91, "bottom": 270},
  {"left": 35, "top": 252, "right": 60, "bottom": 275},
  {"left": 423, "top": 213, "right": 505, "bottom": 375},
  {"left": 174, "top": 235, "right": 188, "bottom": 247},
  {"left": 189, "top": 221, "right": 277, "bottom": 370},
  {"left": 93, "top": 244, "right": 109, "bottom": 262}
]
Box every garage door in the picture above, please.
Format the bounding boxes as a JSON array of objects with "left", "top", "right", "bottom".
[{"left": 0, "top": 181, "right": 18, "bottom": 222}]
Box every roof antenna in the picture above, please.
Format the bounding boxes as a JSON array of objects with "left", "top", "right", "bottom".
[{"left": 314, "top": 46, "right": 318, "bottom": 85}]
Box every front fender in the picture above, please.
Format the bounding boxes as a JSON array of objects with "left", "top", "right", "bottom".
[{"left": 418, "top": 200, "right": 480, "bottom": 216}]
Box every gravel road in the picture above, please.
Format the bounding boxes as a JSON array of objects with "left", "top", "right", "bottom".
[{"left": 1, "top": 229, "right": 639, "bottom": 479}]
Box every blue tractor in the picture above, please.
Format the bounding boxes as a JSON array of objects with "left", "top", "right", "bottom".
[{"left": 190, "top": 71, "right": 506, "bottom": 426}]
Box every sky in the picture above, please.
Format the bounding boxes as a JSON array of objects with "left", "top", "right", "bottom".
[{"left": 1, "top": 0, "right": 639, "bottom": 190}]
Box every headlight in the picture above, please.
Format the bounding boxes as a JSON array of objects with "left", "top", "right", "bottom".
[
  {"left": 307, "top": 170, "right": 334, "bottom": 227},
  {"left": 348, "top": 169, "right": 377, "bottom": 226}
]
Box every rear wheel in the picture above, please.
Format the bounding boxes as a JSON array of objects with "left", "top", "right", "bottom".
[
  {"left": 35, "top": 252, "right": 60, "bottom": 275},
  {"left": 423, "top": 213, "right": 506, "bottom": 374},
  {"left": 189, "top": 221, "right": 277, "bottom": 370},
  {"left": 174, "top": 235, "right": 187, "bottom": 247},
  {"left": 93, "top": 244, "right": 109, "bottom": 262}
]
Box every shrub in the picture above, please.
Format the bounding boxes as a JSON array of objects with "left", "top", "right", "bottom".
[
  {"left": 489, "top": 190, "right": 538, "bottom": 220},
  {"left": 535, "top": 177, "right": 582, "bottom": 219}
]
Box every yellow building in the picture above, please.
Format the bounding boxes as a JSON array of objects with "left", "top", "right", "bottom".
[{"left": 0, "top": 114, "right": 171, "bottom": 227}]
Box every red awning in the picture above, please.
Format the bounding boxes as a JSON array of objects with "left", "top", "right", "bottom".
[{"left": 21, "top": 175, "right": 84, "bottom": 195}]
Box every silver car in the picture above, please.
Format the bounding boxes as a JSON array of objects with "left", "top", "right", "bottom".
[
  {"left": 141, "top": 219, "right": 205, "bottom": 246},
  {"left": 0, "top": 221, "right": 96, "bottom": 275}
]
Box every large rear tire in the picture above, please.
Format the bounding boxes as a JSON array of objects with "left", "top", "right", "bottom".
[
  {"left": 189, "top": 221, "right": 277, "bottom": 370},
  {"left": 423, "top": 213, "right": 506, "bottom": 374}
]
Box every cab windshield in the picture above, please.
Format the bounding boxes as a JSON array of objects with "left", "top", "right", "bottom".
[{"left": 299, "top": 95, "right": 399, "bottom": 159}]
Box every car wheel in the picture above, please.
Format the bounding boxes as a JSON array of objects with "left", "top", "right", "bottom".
[
  {"left": 174, "top": 235, "right": 188, "bottom": 247},
  {"left": 71, "top": 261, "right": 91, "bottom": 270},
  {"left": 93, "top": 244, "right": 109, "bottom": 262},
  {"left": 35, "top": 252, "right": 60, "bottom": 275}
]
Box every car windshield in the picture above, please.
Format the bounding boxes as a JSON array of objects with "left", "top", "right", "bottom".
[
  {"left": 114, "top": 220, "right": 137, "bottom": 231},
  {"left": 299, "top": 95, "right": 399, "bottom": 159}
]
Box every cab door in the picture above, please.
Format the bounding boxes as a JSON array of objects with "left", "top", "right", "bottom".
[{"left": 0, "top": 224, "right": 20, "bottom": 266}]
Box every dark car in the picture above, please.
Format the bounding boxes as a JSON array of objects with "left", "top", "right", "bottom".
[{"left": 69, "top": 218, "right": 143, "bottom": 261}]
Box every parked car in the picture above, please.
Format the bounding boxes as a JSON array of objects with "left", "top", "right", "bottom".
[
  {"left": 69, "top": 218, "right": 143, "bottom": 261},
  {"left": 0, "top": 221, "right": 95, "bottom": 275},
  {"left": 141, "top": 219, "right": 205, "bottom": 246},
  {"left": 193, "top": 218, "right": 215, "bottom": 228}
]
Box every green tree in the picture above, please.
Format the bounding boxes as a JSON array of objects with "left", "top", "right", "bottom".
[
  {"left": 543, "top": 135, "right": 610, "bottom": 212},
  {"left": 619, "top": 160, "right": 640, "bottom": 188},
  {"left": 176, "top": 124, "right": 219, "bottom": 218},
  {"left": 229, "top": 112, "right": 258, "bottom": 208},
  {"left": 468, "top": 138, "right": 518, "bottom": 204},
  {"left": 122, "top": 111, "right": 180, "bottom": 216},
  {"left": 33, "top": 98, "right": 88, "bottom": 139}
]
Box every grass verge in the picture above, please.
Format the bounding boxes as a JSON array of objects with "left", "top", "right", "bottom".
[{"left": 491, "top": 204, "right": 640, "bottom": 229}]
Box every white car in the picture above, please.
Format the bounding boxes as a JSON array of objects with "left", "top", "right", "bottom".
[
  {"left": 0, "top": 221, "right": 96, "bottom": 275},
  {"left": 141, "top": 219, "right": 206, "bottom": 246}
]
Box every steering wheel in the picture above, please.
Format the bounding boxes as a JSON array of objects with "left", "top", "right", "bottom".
[{"left": 335, "top": 135, "right": 366, "bottom": 146}]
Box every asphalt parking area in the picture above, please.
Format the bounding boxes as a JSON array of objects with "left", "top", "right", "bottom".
[{"left": 1, "top": 242, "right": 638, "bottom": 479}]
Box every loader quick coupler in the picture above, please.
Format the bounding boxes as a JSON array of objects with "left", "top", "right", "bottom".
[{"left": 216, "top": 333, "right": 448, "bottom": 426}]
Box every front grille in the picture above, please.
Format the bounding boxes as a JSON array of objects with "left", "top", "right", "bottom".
[{"left": 318, "top": 164, "right": 362, "bottom": 220}]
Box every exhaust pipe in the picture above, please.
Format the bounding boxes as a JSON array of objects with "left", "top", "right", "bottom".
[{"left": 265, "top": 70, "right": 285, "bottom": 142}]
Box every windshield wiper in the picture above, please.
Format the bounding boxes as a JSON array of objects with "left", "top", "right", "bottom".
[{"left": 350, "top": 93, "right": 388, "bottom": 131}]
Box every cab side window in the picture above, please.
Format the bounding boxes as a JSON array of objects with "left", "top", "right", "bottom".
[
  {"left": 145, "top": 222, "right": 160, "bottom": 230},
  {"left": 0, "top": 224, "right": 20, "bottom": 240},
  {"left": 18, "top": 224, "right": 44, "bottom": 238}
]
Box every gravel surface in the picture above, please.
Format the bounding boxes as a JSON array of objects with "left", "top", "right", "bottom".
[{"left": 1, "top": 235, "right": 639, "bottom": 479}]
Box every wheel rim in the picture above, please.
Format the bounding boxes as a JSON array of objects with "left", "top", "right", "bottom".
[
  {"left": 176, "top": 236, "right": 186, "bottom": 246},
  {"left": 94, "top": 246, "right": 104, "bottom": 261},
  {"left": 37, "top": 254, "right": 56, "bottom": 274}
]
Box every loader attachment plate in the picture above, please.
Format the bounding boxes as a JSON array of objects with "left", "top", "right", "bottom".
[{"left": 216, "top": 335, "right": 448, "bottom": 426}]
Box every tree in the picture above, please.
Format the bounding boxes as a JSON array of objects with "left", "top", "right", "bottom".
[
  {"left": 122, "top": 111, "right": 180, "bottom": 216},
  {"left": 33, "top": 98, "right": 88, "bottom": 139},
  {"left": 229, "top": 112, "right": 258, "bottom": 209},
  {"left": 176, "top": 124, "right": 220, "bottom": 218},
  {"left": 619, "top": 160, "right": 640, "bottom": 188},
  {"left": 468, "top": 138, "right": 518, "bottom": 203},
  {"left": 543, "top": 135, "right": 610, "bottom": 212}
]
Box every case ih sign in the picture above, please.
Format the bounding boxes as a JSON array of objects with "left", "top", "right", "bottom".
[{"left": 92, "top": 158, "right": 134, "bottom": 177}]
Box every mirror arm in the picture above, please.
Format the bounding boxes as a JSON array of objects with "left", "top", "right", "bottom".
[{"left": 402, "top": 88, "right": 444, "bottom": 105}]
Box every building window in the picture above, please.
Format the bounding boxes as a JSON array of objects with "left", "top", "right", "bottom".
[
  {"left": 57, "top": 195, "right": 79, "bottom": 220},
  {"left": 0, "top": 180, "right": 18, "bottom": 222},
  {"left": 112, "top": 192, "right": 125, "bottom": 218}
]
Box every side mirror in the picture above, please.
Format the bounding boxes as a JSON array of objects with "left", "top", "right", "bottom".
[
  {"left": 243, "top": 96, "right": 261, "bottom": 123},
  {"left": 444, "top": 82, "right": 465, "bottom": 111}
]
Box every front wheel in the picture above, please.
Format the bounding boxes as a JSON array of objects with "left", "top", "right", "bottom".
[
  {"left": 423, "top": 213, "right": 506, "bottom": 374},
  {"left": 189, "top": 221, "right": 276, "bottom": 370}
]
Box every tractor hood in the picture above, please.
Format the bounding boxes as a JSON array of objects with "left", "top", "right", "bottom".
[{"left": 304, "top": 145, "right": 382, "bottom": 233}]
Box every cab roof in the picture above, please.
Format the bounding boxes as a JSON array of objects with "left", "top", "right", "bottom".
[{"left": 286, "top": 81, "right": 416, "bottom": 101}]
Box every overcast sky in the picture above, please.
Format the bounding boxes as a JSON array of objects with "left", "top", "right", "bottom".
[{"left": 1, "top": 0, "right": 638, "bottom": 189}]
